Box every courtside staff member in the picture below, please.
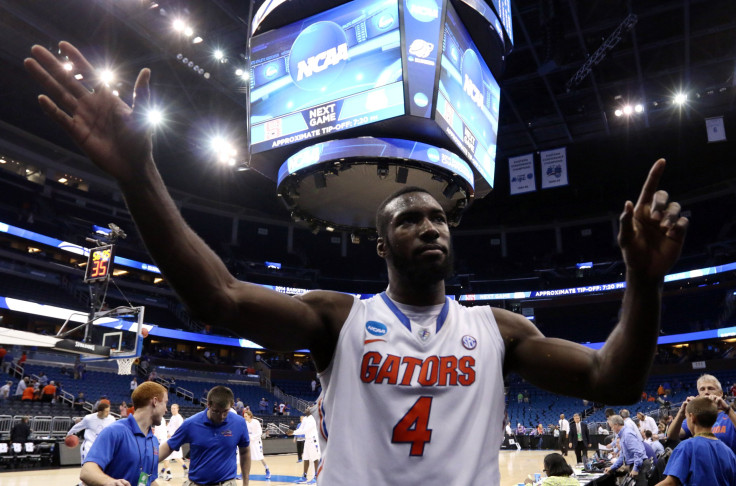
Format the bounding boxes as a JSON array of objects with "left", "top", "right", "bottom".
[
  {"left": 160, "top": 386, "right": 250, "bottom": 486},
  {"left": 81, "top": 382, "right": 168, "bottom": 486}
]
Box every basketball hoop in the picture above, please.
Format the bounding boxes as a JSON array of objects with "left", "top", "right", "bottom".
[{"left": 116, "top": 357, "right": 136, "bottom": 375}]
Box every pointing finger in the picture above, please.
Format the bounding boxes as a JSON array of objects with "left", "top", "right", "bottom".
[{"left": 636, "top": 158, "right": 666, "bottom": 209}]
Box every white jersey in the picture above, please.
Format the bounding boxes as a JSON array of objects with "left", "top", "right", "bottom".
[
  {"left": 166, "top": 413, "right": 184, "bottom": 460},
  {"left": 296, "top": 415, "right": 321, "bottom": 462},
  {"left": 154, "top": 417, "right": 168, "bottom": 443},
  {"left": 67, "top": 412, "right": 116, "bottom": 463},
  {"left": 316, "top": 293, "right": 505, "bottom": 485},
  {"left": 246, "top": 419, "right": 264, "bottom": 461}
]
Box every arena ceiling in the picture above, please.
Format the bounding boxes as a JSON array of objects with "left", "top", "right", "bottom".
[{"left": 1, "top": 0, "right": 735, "bottom": 230}]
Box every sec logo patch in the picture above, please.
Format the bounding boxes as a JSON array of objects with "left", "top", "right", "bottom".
[{"left": 462, "top": 335, "right": 477, "bottom": 350}]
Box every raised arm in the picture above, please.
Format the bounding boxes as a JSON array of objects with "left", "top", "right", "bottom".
[
  {"left": 501, "top": 159, "right": 688, "bottom": 403},
  {"left": 24, "top": 42, "right": 352, "bottom": 369}
]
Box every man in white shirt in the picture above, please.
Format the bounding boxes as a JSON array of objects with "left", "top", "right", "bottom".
[
  {"left": 559, "top": 413, "right": 570, "bottom": 456},
  {"left": 0, "top": 380, "right": 11, "bottom": 401},
  {"left": 66, "top": 402, "right": 116, "bottom": 463},
  {"left": 130, "top": 377, "right": 138, "bottom": 391},
  {"left": 636, "top": 411, "right": 658, "bottom": 438},
  {"left": 165, "top": 403, "right": 187, "bottom": 474},
  {"left": 14, "top": 377, "right": 28, "bottom": 398}
]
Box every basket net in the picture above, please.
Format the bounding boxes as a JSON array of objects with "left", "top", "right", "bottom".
[{"left": 116, "top": 357, "right": 136, "bottom": 375}]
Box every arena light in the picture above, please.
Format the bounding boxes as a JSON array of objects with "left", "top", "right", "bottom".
[
  {"left": 622, "top": 105, "right": 633, "bottom": 115},
  {"left": 614, "top": 109, "right": 623, "bottom": 117},
  {"left": 674, "top": 93, "right": 687, "bottom": 105},
  {"left": 184, "top": 26, "right": 194, "bottom": 37},
  {"left": 634, "top": 104, "right": 644, "bottom": 113},
  {"left": 62, "top": 62, "right": 73, "bottom": 72},
  {"left": 213, "top": 49, "right": 224, "bottom": 61},
  {"left": 172, "top": 19, "right": 185, "bottom": 32},
  {"left": 192, "top": 36, "right": 203, "bottom": 44},
  {"left": 99, "top": 69, "right": 115, "bottom": 86},
  {"left": 146, "top": 108, "right": 164, "bottom": 126}
]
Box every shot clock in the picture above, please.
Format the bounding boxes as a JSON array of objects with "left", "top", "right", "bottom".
[{"left": 84, "top": 245, "right": 115, "bottom": 283}]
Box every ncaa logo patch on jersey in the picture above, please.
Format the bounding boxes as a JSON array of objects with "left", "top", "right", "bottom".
[
  {"left": 366, "top": 321, "right": 388, "bottom": 336},
  {"left": 462, "top": 335, "right": 477, "bottom": 350}
]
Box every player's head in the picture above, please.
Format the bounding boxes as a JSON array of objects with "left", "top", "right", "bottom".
[
  {"left": 97, "top": 402, "right": 110, "bottom": 417},
  {"left": 207, "top": 385, "right": 234, "bottom": 425},
  {"left": 132, "top": 381, "right": 168, "bottom": 425},
  {"left": 696, "top": 374, "right": 723, "bottom": 398},
  {"left": 375, "top": 187, "right": 454, "bottom": 285},
  {"left": 573, "top": 413, "right": 580, "bottom": 422},
  {"left": 171, "top": 403, "right": 179, "bottom": 414},
  {"left": 619, "top": 409, "right": 630, "bottom": 419},
  {"left": 604, "top": 408, "right": 615, "bottom": 418},
  {"left": 244, "top": 409, "right": 253, "bottom": 420},
  {"left": 686, "top": 396, "right": 719, "bottom": 430},
  {"left": 543, "top": 453, "right": 573, "bottom": 477},
  {"left": 559, "top": 413, "right": 564, "bottom": 419},
  {"left": 644, "top": 430, "right": 653, "bottom": 440}
]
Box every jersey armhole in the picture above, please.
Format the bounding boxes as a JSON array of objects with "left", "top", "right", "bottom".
[{"left": 317, "top": 295, "right": 363, "bottom": 380}]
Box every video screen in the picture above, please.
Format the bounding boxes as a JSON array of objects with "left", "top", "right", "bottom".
[
  {"left": 434, "top": 2, "right": 500, "bottom": 188},
  {"left": 249, "top": 0, "right": 405, "bottom": 153}
]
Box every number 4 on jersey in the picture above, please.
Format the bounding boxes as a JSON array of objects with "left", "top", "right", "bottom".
[{"left": 392, "top": 396, "right": 433, "bottom": 456}]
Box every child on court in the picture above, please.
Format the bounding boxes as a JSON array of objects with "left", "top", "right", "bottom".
[{"left": 656, "top": 396, "right": 736, "bottom": 485}]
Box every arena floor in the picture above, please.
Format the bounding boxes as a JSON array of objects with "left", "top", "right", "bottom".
[{"left": 0, "top": 450, "right": 574, "bottom": 485}]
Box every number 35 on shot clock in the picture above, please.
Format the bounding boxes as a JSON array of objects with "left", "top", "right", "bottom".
[{"left": 84, "top": 244, "right": 115, "bottom": 283}]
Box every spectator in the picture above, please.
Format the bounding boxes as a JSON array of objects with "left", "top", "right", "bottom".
[
  {"left": 0, "top": 380, "right": 12, "bottom": 402},
  {"left": 658, "top": 397, "right": 736, "bottom": 485},
  {"left": 259, "top": 398, "right": 268, "bottom": 414},
  {"left": 74, "top": 391, "right": 86, "bottom": 411},
  {"left": 37, "top": 371, "right": 49, "bottom": 387},
  {"left": 1, "top": 350, "right": 12, "bottom": 373},
  {"left": 235, "top": 397, "right": 245, "bottom": 415},
  {"left": 525, "top": 453, "right": 577, "bottom": 485},
  {"left": 272, "top": 403, "right": 279, "bottom": 415},
  {"left": 11, "top": 416, "right": 31, "bottom": 443},
  {"left": 130, "top": 377, "right": 138, "bottom": 391},
  {"left": 644, "top": 430, "right": 664, "bottom": 457},
  {"left": 14, "top": 376, "right": 28, "bottom": 399},
  {"left": 41, "top": 380, "right": 56, "bottom": 402},
  {"left": 119, "top": 401, "right": 129, "bottom": 418},
  {"left": 18, "top": 351, "right": 27, "bottom": 367},
  {"left": 22, "top": 382, "right": 35, "bottom": 401},
  {"left": 278, "top": 402, "right": 286, "bottom": 415},
  {"left": 311, "top": 380, "right": 317, "bottom": 393}
]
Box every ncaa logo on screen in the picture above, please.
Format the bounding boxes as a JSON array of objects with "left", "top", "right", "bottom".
[
  {"left": 366, "top": 321, "right": 388, "bottom": 336},
  {"left": 461, "top": 49, "right": 484, "bottom": 108},
  {"left": 288, "top": 21, "right": 349, "bottom": 91},
  {"left": 462, "top": 335, "right": 477, "bottom": 350},
  {"left": 407, "top": 0, "right": 439, "bottom": 22}
]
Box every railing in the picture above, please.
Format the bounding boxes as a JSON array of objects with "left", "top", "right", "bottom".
[
  {"left": 175, "top": 386, "right": 194, "bottom": 403},
  {"left": 59, "top": 389, "right": 75, "bottom": 407}
]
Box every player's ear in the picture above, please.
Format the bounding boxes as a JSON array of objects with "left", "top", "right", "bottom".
[{"left": 376, "top": 236, "right": 387, "bottom": 259}]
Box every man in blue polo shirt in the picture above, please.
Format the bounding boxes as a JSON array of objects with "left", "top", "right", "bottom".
[
  {"left": 160, "top": 386, "right": 250, "bottom": 486},
  {"left": 81, "top": 381, "right": 169, "bottom": 486}
]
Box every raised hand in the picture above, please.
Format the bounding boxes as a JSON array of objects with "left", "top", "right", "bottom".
[
  {"left": 618, "top": 159, "right": 689, "bottom": 282},
  {"left": 24, "top": 41, "right": 153, "bottom": 183}
]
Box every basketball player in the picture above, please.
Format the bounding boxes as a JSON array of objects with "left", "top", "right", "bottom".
[
  {"left": 66, "top": 402, "right": 116, "bottom": 465},
  {"left": 25, "top": 41, "right": 688, "bottom": 485},
  {"left": 244, "top": 410, "right": 271, "bottom": 480},
  {"left": 153, "top": 415, "right": 171, "bottom": 480},
  {"left": 288, "top": 408, "right": 321, "bottom": 484},
  {"left": 166, "top": 404, "right": 187, "bottom": 473}
]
